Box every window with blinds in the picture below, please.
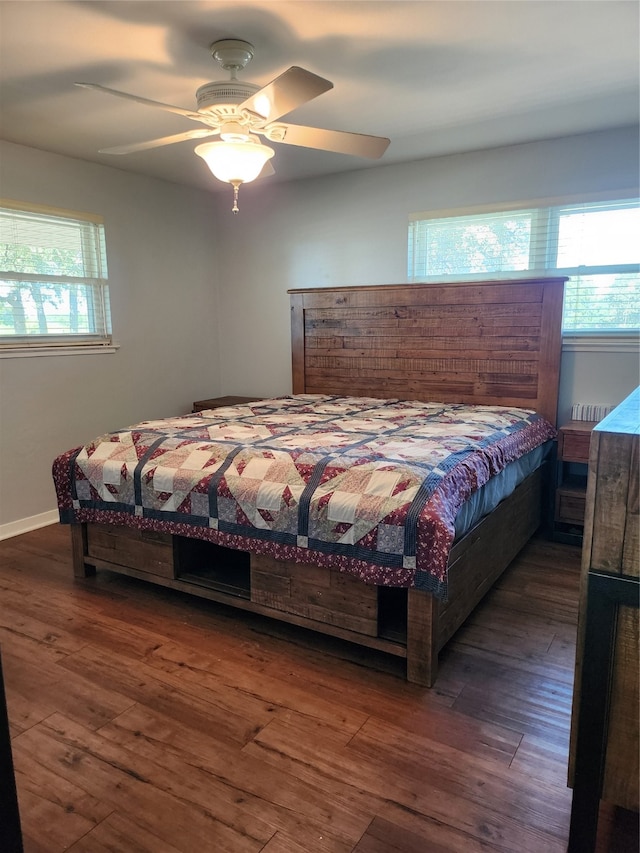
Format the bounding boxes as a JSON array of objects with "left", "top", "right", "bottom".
[
  {"left": 0, "top": 201, "right": 111, "bottom": 348},
  {"left": 408, "top": 198, "right": 639, "bottom": 334}
]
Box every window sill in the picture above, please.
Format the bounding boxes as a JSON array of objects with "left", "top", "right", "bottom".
[
  {"left": 0, "top": 343, "right": 120, "bottom": 359},
  {"left": 562, "top": 334, "right": 639, "bottom": 353}
]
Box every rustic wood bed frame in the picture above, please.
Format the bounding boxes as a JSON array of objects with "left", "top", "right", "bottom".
[{"left": 69, "top": 277, "right": 565, "bottom": 686}]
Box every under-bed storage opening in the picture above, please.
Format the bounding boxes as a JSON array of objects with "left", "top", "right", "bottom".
[
  {"left": 378, "top": 586, "right": 408, "bottom": 643},
  {"left": 175, "top": 537, "right": 251, "bottom": 599}
]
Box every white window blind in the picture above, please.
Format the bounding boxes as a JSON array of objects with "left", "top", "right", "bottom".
[
  {"left": 408, "top": 199, "right": 640, "bottom": 334},
  {"left": 0, "top": 201, "right": 112, "bottom": 348}
]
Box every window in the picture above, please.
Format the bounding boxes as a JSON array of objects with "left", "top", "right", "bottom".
[
  {"left": 408, "top": 199, "right": 639, "bottom": 335},
  {"left": 0, "top": 200, "right": 112, "bottom": 350}
]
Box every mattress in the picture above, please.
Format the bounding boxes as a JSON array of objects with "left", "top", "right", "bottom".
[{"left": 454, "top": 441, "right": 552, "bottom": 538}]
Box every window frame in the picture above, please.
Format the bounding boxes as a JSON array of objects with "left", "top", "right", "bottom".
[{"left": 0, "top": 199, "right": 115, "bottom": 356}]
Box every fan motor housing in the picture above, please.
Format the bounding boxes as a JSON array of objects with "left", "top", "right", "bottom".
[{"left": 196, "top": 80, "right": 260, "bottom": 114}]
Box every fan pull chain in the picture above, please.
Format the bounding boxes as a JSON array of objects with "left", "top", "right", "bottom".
[{"left": 231, "top": 181, "right": 241, "bottom": 214}]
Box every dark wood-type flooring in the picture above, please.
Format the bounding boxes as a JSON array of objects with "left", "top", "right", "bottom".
[{"left": 1, "top": 525, "right": 637, "bottom": 852}]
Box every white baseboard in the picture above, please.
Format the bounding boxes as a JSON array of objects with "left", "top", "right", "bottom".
[{"left": 0, "top": 510, "right": 59, "bottom": 541}]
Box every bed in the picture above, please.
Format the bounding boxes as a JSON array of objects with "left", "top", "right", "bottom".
[{"left": 53, "top": 277, "right": 565, "bottom": 686}]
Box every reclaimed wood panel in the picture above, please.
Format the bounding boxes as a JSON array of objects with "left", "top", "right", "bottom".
[
  {"left": 86, "top": 524, "right": 175, "bottom": 579},
  {"left": 289, "top": 278, "right": 565, "bottom": 425},
  {"left": 438, "top": 467, "right": 543, "bottom": 651},
  {"left": 251, "top": 555, "right": 379, "bottom": 636},
  {"left": 602, "top": 606, "right": 639, "bottom": 810}
]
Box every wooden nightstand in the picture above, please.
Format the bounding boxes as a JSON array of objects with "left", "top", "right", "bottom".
[
  {"left": 192, "top": 395, "right": 262, "bottom": 413},
  {"left": 554, "top": 420, "right": 597, "bottom": 544}
]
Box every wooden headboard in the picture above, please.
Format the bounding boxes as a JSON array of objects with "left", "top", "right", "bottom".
[{"left": 289, "top": 278, "right": 566, "bottom": 425}]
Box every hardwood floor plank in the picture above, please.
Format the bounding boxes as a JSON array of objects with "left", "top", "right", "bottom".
[
  {"left": 12, "top": 767, "right": 105, "bottom": 851},
  {"left": 510, "top": 733, "right": 577, "bottom": 787},
  {"left": 260, "top": 830, "right": 349, "bottom": 853},
  {"left": 405, "top": 708, "right": 522, "bottom": 765},
  {"left": 2, "top": 647, "right": 135, "bottom": 733},
  {"left": 13, "top": 752, "right": 113, "bottom": 826},
  {"left": 353, "top": 814, "right": 443, "bottom": 853},
  {"left": 368, "top": 802, "right": 514, "bottom": 853},
  {"left": 20, "top": 835, "right": 53, "bottom": 853},
  {"left": 13, "top": 713, "right": 271, "bottom": 853},
  {"left": 348, "top": 716, "right": 572, "bottom": 837},
  {"left": 144, "top": 640, "right": 370, "bottom": 739},
  {"left": 97, "top": 703, "right": 373, "bottom": 849},
  {"left": 352, "top": 813, "right": 490, "bottom": 853},
  {"left": 66, "top": 811, "right": 184, "bottom": 853},
  {"left": 452, "top": 606, "right": 575, "bottom": 658},
  {"left": 0, "top": 596, "right": 88, "bottom": 657},
  {"left": 443, "top": 641, "right": 575, "bottom": 690},
  {"left": 449, "top": 660, "right": 573, "bottom": 746},
  {"left": 244, "top": 710, "right": 569, "bottom": 852},
  {"left": 1, "top": 525, "right": 72, "bottom": 569},
  {"left": 58, "top": 643, "right": 282, "bottom": 747},
  {"left": 0, "top": 574, "right": 167, "bottom": 661}
]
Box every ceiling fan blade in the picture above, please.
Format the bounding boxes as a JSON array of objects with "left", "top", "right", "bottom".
[
  {"left": 273, "top": 123, "right": 390, "bottom": 159},
  {"left": 99, "top": 128, "right": 218, "bottom": 155},
  {"left": 239, "top": 66, "right": 333, "bottom": 123},
  {"left": 258, "top": 160, "right": 276, "bottom": 179},
  {"left": 75, "top": 82, "right": 205, "bottom": 122}
]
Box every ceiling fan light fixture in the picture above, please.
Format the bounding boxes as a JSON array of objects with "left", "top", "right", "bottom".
[
  {"left": 195, "top": 138, "right": 275, "bottom": 213},
  {"left": 195, "top": 137, "right": 274, "bottom": 183}
]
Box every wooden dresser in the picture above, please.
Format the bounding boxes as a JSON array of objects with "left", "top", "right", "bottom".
[{"left": 568, "top": 387, "right": 639, "bottom": 850}]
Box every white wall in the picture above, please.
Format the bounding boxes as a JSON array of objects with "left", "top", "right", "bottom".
[
  {"left": 2, "top": 128, "right": 638, "bottom": 533},
  {"left": 0, "top": 142, "right": 221, "bottom": 532},
  {"left": 214, "top": 127, "right": 640, "bottom": 423}
]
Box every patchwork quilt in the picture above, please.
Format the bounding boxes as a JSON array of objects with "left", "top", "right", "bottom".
[{"left": 52, "top": 395, "right": 556, "bottom": 599}]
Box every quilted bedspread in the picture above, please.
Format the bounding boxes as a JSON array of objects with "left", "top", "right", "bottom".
[{"left": 53, "top": 395, "right": 555, "bottom": 598}]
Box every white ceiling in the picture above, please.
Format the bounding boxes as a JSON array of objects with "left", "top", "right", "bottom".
[{"left": 1, "top": 0, "right": 638, "bottom": 193}]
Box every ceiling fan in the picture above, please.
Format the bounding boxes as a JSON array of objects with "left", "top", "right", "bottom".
[{"left": 76, "top": 39, "right": 390, "bottom": 211}]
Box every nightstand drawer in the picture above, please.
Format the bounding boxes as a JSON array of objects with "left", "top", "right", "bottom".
[{"left": 558, "top": 429, "right": 593, "bottom": 464}]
